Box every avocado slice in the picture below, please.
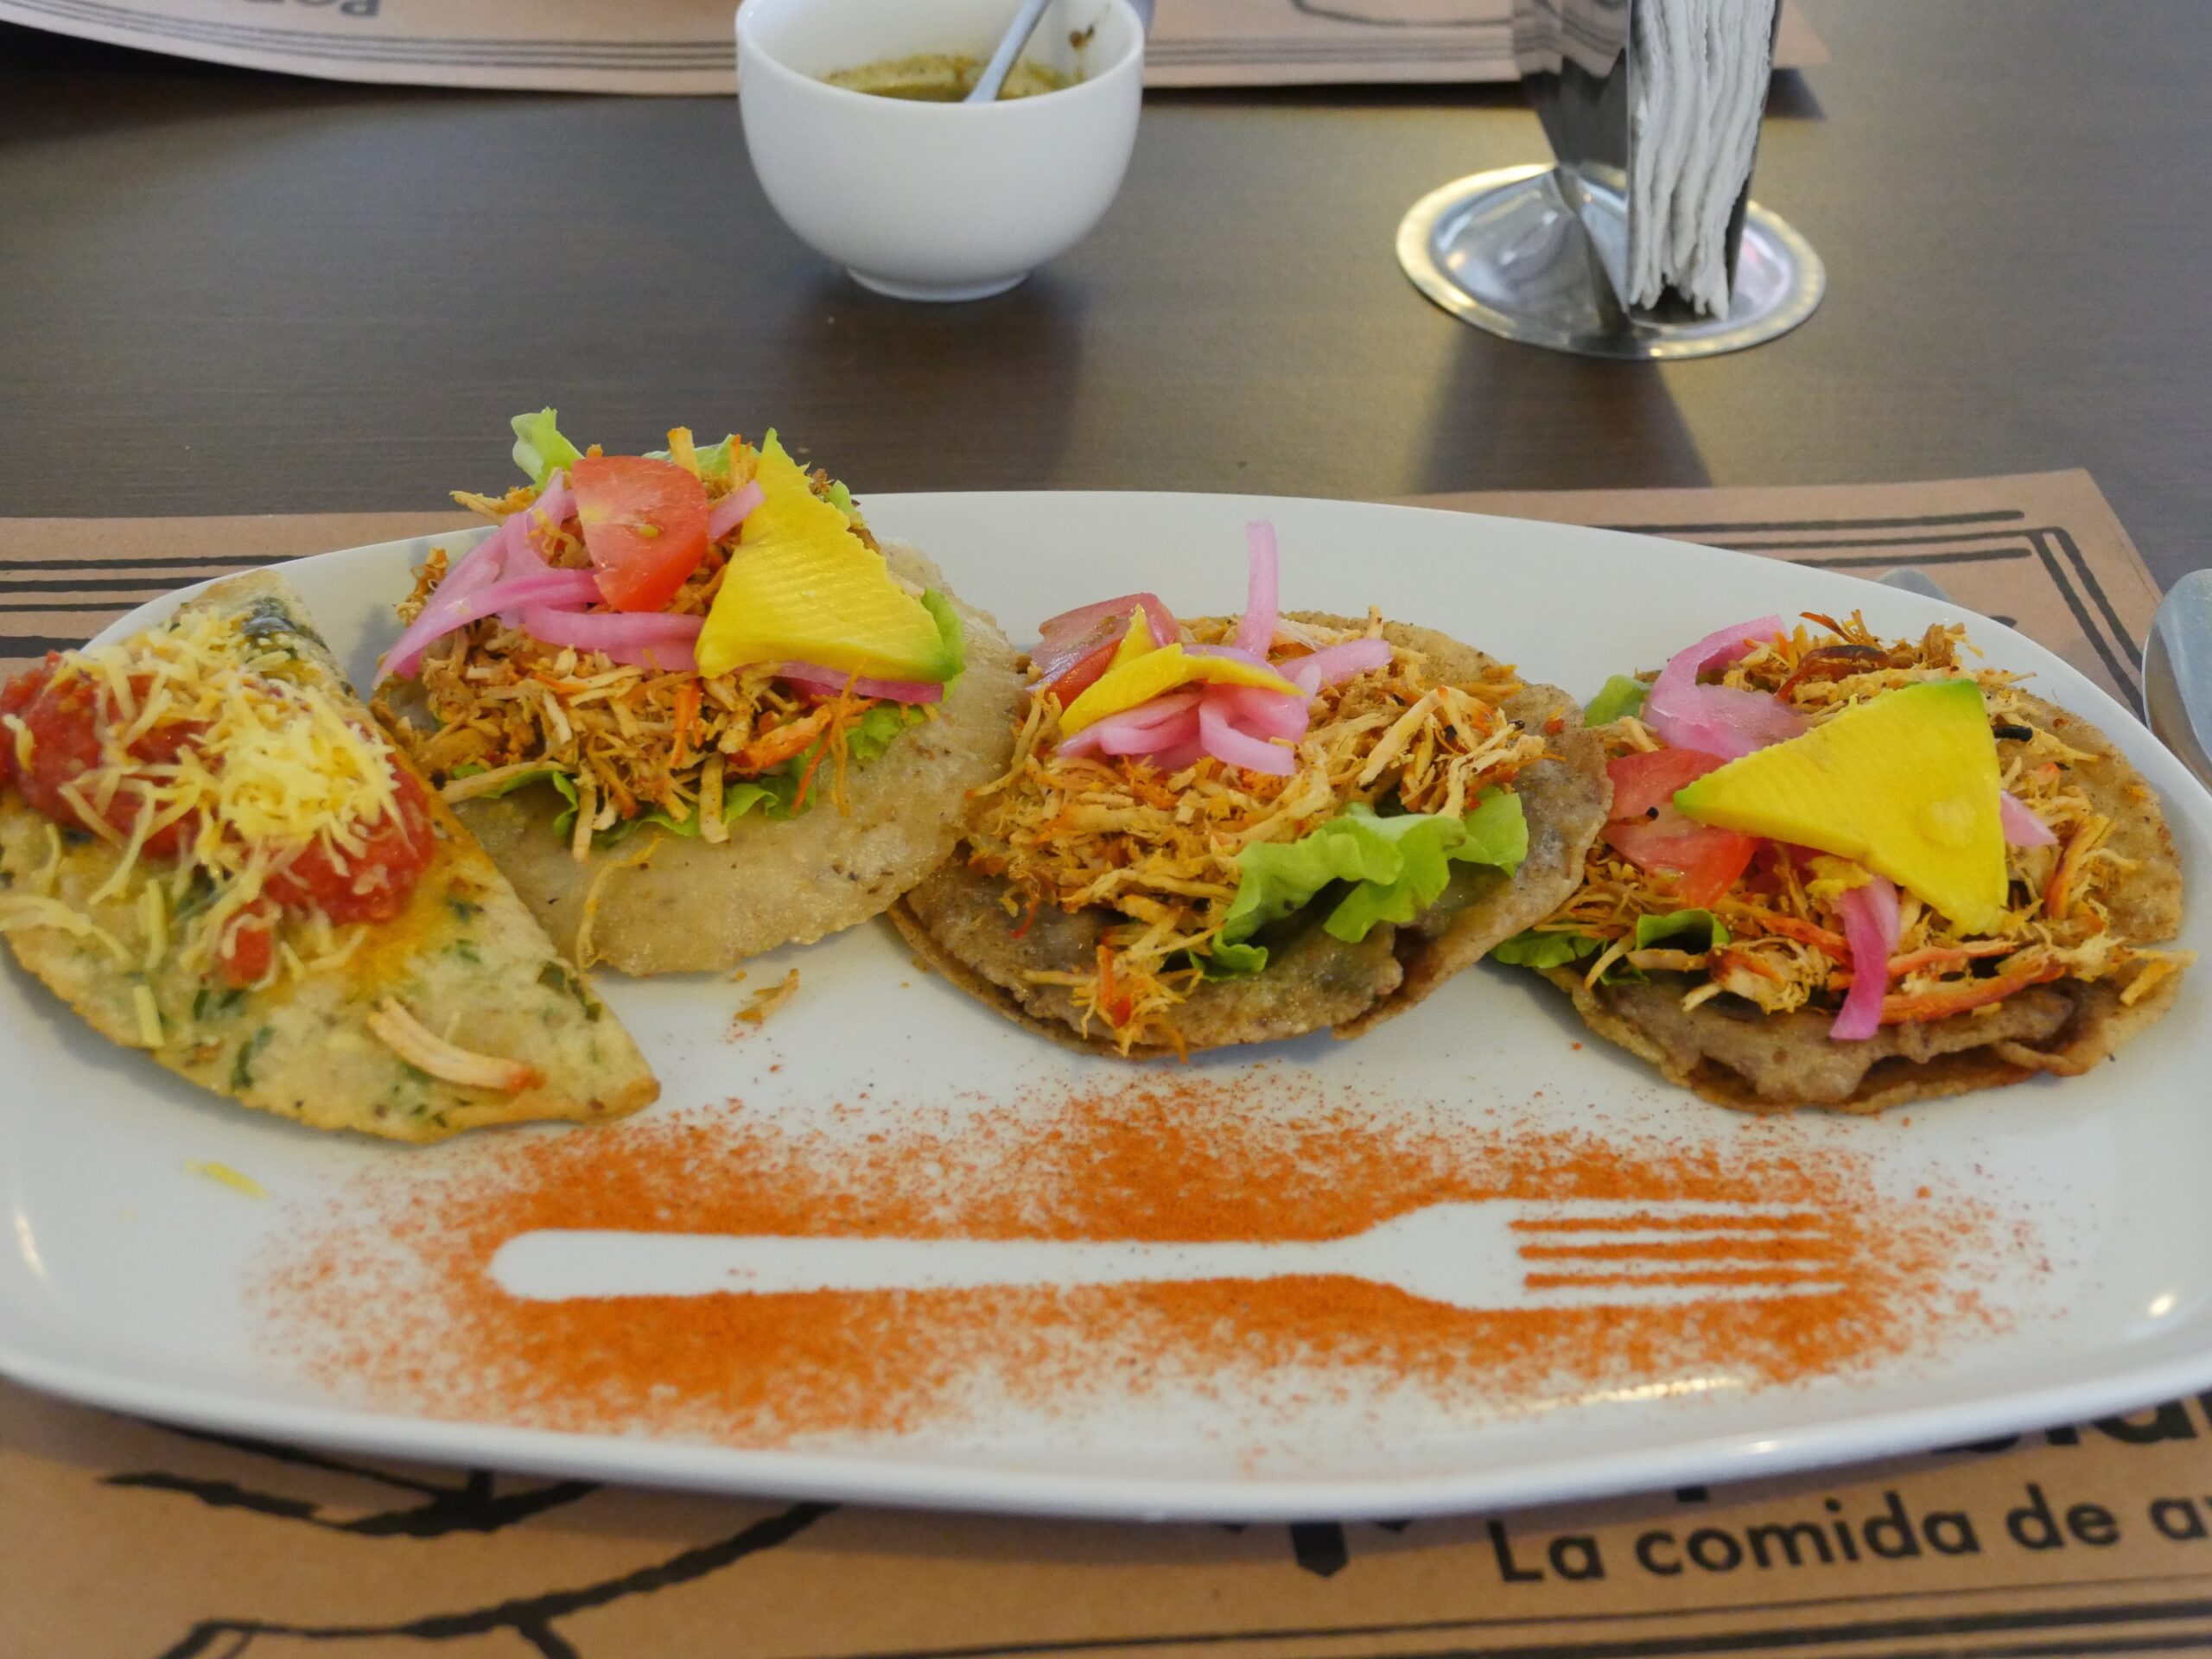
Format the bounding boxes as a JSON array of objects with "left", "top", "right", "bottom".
[
  {"left": 696, "top": 433, "right": 955, "bottom": 683},
  {"left": 1672, "top": 678, "right": 2008, "bottom": 932}
]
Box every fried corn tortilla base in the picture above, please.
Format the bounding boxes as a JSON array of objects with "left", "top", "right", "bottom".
[
  {"left": 402, "top": 543, "right": 1026, "bottom": 976},
  {"left": 0, "top": 573, "right": 659, "bottom": 1143},
  {"left": 890, "top": 613, "right": 1612, "bottom": 1058},
  {"left": 1541, "top": 690, "right": 2187, "bottom": 1112}
]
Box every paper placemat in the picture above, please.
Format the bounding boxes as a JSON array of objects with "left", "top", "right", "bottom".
[
  {"left": 0, "top": 0, "right": 1826, "bottom": 92},
  {"left": 0, "top": 468, "right": 2157, "bottom": 702},
  {"left": 0, "top": 470, "right": 2179, "bottom": 1658}
]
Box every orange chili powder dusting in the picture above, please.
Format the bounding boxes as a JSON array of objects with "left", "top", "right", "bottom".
[{"left": 257, "top": 1075, "right": 2000, "bottom": 1450}]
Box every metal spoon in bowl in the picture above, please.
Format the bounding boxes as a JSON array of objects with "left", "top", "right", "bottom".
[
  {"left": 2143, "top": 569, "right": 2212, "bottom": 791},
  {"left": 967, "top": 0, "right": 1056, "bottom": 103}
]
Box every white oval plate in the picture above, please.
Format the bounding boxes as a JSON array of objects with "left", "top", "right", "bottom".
[{"left": 2, "top": 492, "right": 2209, "bottom": 1522}]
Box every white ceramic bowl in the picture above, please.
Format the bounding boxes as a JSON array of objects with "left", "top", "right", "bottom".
[{"left": 736, "top": 0, "right": 1145, "bottom": 301}]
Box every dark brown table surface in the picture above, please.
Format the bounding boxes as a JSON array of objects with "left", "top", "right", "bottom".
[{"left": 3, "top": 2, "right": 2209, "bottom": 588}]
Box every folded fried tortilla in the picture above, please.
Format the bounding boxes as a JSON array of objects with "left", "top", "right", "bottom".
[{"left": 0, "top": 573, "right": 658, "bottom": 1142}]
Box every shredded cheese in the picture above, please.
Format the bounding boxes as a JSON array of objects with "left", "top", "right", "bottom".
[
  {"left": 7, "top": 603, "right": 423, "bottom": 991},
  {"left": 131, "top": 983, "right": 164, "bottom": 1049},
  {"left": 0, "top": 895, "right": 132, "bottom": 967},
  {"left": 186, "top": 1161, "right": 268, "bottom": 1198}
]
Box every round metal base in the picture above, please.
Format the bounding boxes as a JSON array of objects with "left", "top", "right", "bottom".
[{"left": 1396, "top": 163, "right": 1824, "bottom": 359}]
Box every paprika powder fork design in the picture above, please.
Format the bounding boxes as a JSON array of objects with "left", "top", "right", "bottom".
[{"left": 491, "top": 1199, "right": 1847, "bottom": 1313}]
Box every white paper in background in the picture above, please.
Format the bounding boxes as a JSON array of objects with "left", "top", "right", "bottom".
[{"left": 1628, "top": 0, "right": 1777, "bottom": 313}]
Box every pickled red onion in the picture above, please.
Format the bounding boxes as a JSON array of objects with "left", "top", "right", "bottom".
[
  {"left": 1831, "top": 873, "right": 1902, "bottom": 1041},
  {"left": 1199, "top": 693, "right": 1296, "bottom": 775},
  {"left": 1185, "top": 643, "right": 1268, "bottom": 667},
  {"left": 494, "top": 568, "right": 602, "bottom": 626},
  {"left": 378, "top": 484, "right": 580, "bottom": 680},
  {"left": 706, "top": 480, "right": 765, "bottom": 543},
  {"left": 1099, "top": 709, "right": 1202, "bottom": 757},
  {"left": 1207, "top": 683, "right": 1308, "bottom": 741},
  {"left": 499, "top": 479, "right": 575, "bottom": 576},
  {"left": 1039, "top": 528, "right": 1332, "bottom": 775},
  {"left": 1286, "top": 637, "right": 1392, "bottom": 695},
  {"left": 2000, "top": 790, "right": 2058, "bottom": 847},
  {"left": 518, "top": 608, "right": 702, "bottom": 661},
  {"left": 1234, "top": 521, "right": 1279, "bottom": 658},
  {"left": 1146, "top": 739, "right": 1207, "bottom": 772},
  {"left": 775, "top": 660, "right": 944, "bottom": 703},
  {"left": 1055, "top": 690, "right": 1203, "bottom": 759},
  {"left": 1644, "top": 616, "right": 1806, "bottom": 759}
]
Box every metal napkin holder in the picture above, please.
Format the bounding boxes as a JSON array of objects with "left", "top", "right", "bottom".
[{"left": 1397, "top": 0, "right": 1822, "bottom": 359}]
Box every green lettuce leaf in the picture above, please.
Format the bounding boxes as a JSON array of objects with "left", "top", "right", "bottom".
[
  {"left": 847, "top": 702, "right": 919, "bottom": 765},
  {"left": 1491, "top": 911, "right": 1726, "bottom": 979},
  {"left": 1492, "top": 929, "right": 1603, "bottom": 969},
  {"left": 723, "top": 782, "right": 777, "bottom": 820},
  {"left": 1211, "top": 792, "right": 1530, "bottom": 975},
  {"left": 445, "top": 763, "right": 582, "bottom": 830},
  {"left": 1203, "top": 940, "right": 1272, "bottom": 977},
  {"left": 1458, "top": 784, "right": 1530, "bottom": 869},
  {"left": 827, "top": 480, "right": 855, "bottom": 515},
  {"left": 1632, "top": 909, "right": 1730, "bottom": 951},
  {"left": 512, "top": 408, "right": 582, "bottom": 488},
  {"left": 693, "top": 434, "right": 738, "bottom": 480},
  {"left": 1585, "top": 674, "right": 1649, "bottom": 725}
]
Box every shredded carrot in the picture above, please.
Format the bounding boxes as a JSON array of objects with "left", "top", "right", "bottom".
[
  {"left": 734, "top": 706, "right": 834, "bottom": 772},
  {"left": 1747, "top": 912, "right": 1849, "bottom": 958},
  {"left": 1885, "top": 941, "right": 2016, "bottom": 976},
  {"left": 671, "top": 680, "right": 702, "bottom": 767},
  {"left": 2043, "top": 814, "right": 2111, "bottom": 921}
]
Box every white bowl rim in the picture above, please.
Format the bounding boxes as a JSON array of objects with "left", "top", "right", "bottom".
[{"left": 735, "top": 0, "right": 1146, "bottom": 118}]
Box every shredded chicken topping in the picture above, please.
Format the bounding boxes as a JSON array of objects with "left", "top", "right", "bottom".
[
  {"left": 1531, "top": 613, "right": 2190, "bottom": 1023},
  {"left": 964, "top": 613, "right": 1551, "bottom": 1047},
  {"left": 377, "top": 451, "right": 911, "bottom": 858}
]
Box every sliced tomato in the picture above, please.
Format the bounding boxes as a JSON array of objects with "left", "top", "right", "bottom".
[
  {"left": 1033, "top": 607, "right": 1141, "bottom": 687},
  {"left": 1609, "top": 747, "right": 1729, "bottom": 817},
  {"left": 1603, "top": 747, "right": 1761, "bottom": 908},
  {"left": 570, "top": 455, "right": 710, "bottom": 613},
  {"left": 1046, "top": 637, "right": 1124, "bottom": 705},
  {"left": 1035, "top": 593, "right": 1175, "bottom": 656}
]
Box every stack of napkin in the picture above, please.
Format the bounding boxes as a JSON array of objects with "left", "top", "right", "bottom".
[{"left": 1626, "top": 0, "right": 1778, "bottom": 315}]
